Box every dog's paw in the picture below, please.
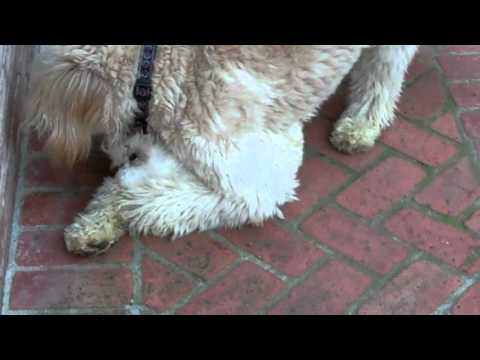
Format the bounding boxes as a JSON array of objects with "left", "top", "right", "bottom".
[
  {"left": 64, "top": 221, "right": 123, "bottom": 256},
  {"left": 330, "top": 117, "right": 381, "bottom": 154}
]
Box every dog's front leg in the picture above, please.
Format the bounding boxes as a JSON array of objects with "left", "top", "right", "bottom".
[
  {"left": 331, "top": 45, "right": 418, "bottom": 153},
  {"left": 65, "top": 178, "right": 127, "bottom": 256},
  {"left": 116, "top": 172, "right": 249, "bottom": 239}
]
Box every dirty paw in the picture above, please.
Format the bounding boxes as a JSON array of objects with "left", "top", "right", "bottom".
[
  {"left": 330, "top": 117, "right": 382, "bottom": 154},
  {"left": 64, "top": 220, "right": 124, "bottom": 256}
]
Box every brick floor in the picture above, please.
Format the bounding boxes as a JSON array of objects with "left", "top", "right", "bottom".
[{"left": 2, "top": 45, "right": 480, "bottom": 315}]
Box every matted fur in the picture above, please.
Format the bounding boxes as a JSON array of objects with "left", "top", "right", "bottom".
[{"left": 26, "top": 45, "right": 418, "bottom": 255}]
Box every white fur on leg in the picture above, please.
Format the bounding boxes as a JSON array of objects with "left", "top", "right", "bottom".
[
  {"left": 331, "top": 45, "right": 418, "bottom": 153},
  {"left": 118, "top": 176, "right": 255, "bottom": 238}
]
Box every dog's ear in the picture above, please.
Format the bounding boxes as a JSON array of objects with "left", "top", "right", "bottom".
[{"left": 26, "top": 46, "right": 118, "bottom": 167}]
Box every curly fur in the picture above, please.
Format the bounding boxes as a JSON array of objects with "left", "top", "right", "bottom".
[{"left": 27, "top": 45, "right": 418, "bottom": 255}]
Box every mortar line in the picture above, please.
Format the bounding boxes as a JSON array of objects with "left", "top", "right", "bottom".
[
  {"left": 208, "top": 231, "right": 291, "bottom": 282},
  {"left": 433, "top": 51, "right": 480, "bottom": 178},
  {"left": 433, "top": 274, "right": 480, "bottom": 315},
  {"left": 346, "top": 251, "right": 424, "bottom": 315},
  {"left": 442, "top": 52, "right": 480, "bottom": 56},
  {"left": 257, "top": 257, "right": 332, "bottom": 315},
  {"left": 161, "top": 257, "right": 245, "bottom": 315},
  {"left": 286, "top": 150, "right": 398, "bottom": 229},
  {"left": 374, "top": 212, "right": 480, "bottom": 278},
  {"left": 3, "top": 305, "right": 140, "bottom": 315},
  {"left": 141, "top": 244, "right": 208, "bottom": 285},
  {"left": 2, "top": 130, "right": 29, "bottom": 314},
  {"left": 13, "top": 263, "right": 129, "bottom": 272},
  {"left": 129, "top": 233, "right": 144, "bottom": 315},
  {"left": 294, "top": 229, "right": 386, "bottom": 280}
]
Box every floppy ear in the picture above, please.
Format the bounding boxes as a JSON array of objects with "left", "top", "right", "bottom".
[{"left": 26, "top": 46, "right": 118, "bottom": 167}]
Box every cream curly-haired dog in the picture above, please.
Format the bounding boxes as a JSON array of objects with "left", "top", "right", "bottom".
[{"left": 26, "top": 45, "right": 418, "bottom": 255}]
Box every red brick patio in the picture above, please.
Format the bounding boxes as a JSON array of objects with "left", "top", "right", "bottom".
[{"left": 2, "top": 45, "right": 480, "bottom": 315}]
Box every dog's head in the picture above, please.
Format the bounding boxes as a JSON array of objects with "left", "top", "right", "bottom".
[{"left": 26, "top": 45, "right": 137, "bottom": 167}]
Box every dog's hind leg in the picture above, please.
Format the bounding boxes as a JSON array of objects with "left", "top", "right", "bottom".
[
  {"left": 330, "top": 45, "right": 418, "bottom": 154},
  {"left": 64, "top": 178, "right": 127, "bottom": 256},
  {"left": 113, "top": 151, "right": 282, "bottom": 238},
  {"left": 112, "top": 125, "right": 304, "bottom": 239}
]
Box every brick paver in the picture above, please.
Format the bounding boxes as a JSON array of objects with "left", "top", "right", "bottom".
[
  {"left": 466, "top": 210, "right": 480, "bottom": 233},
  {"left": 386, "top": 208, "right": 478, "bottom": 268},
  {"left": 449, "top": 83, "right": 480, "bottom": 109},
  {"left": 398, "top": 71, "right": 446, "bottom": 119},
  {"left": 177, "top": 262, "right": 284, "bottom": 315},
  {"left": 302, "top": 207, "right": 408, "bottom": 274},
  {"left": 336, "top": 157, "right": 425, "bottom": 219},
  {"left": 3, "top": 45, "right": 480, "bottom": 315},
  {"left": 358, "top": 261, "right": 462, "bottom": 315},
  {"left": 382, "top": 119, "right": 457, "bottom": 167},
  {"left": 431, "top": 113, "right": 462, "bottom": 142},
  {"left": 415, "top": 158, "right": 480, "bottom": 216},
  {"left": 10, "top": 268, "right": 133, "bottom": 310},
  {"left": 463, "top": 111, "right": 480, "bottom": 138},
  {"left": 452, "top": 283, "right": 480, "bottom": 315},
  {"left": 269, "top": 261, "right": 371, "bottom": 315},
  {"left": 220, "top": 222, "right": 324, "bottom": 277},
  {"left": 16, "top": 232, "right": 134, "bottom": 267}
]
